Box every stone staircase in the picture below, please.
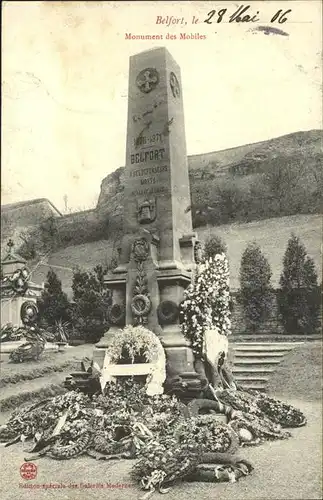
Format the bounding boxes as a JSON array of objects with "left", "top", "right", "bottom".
[{"left": 231, "top": 342, "right": 304, "bottom": 392}]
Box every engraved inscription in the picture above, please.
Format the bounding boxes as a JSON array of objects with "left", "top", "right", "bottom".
[
  {"left": 129, "top": 165, "right": 168, "bottom": 178},
  {"left": 134, "top": 133, "right": 164, "bottom": 147},
  {"left": 130, "top": 148, "right": 166, "bottom": 164},
  {"left": 131, "top": 186, "right": 166, "bottom": 197},
  {"left": 141, "top": 177, "right": 156, "bottom": 185}
]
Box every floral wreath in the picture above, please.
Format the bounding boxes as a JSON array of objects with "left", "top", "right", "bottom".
[
  {"left": 20, "top": 301, "right": 38, "bottom": 325},
  {"left": 108, "top": 303, "right": 126, "bottom": 326},
  {"left": 180, "top": 253, "right": 231, "bottom": 357},
  {"left": 157, "top": 301, "right": 179, "bottom": 325},
  {"left": 131, "top": 294, "right": 151, "bottom": 318},
  {"left": 8, "top": 268, "right": 29, "bottom": 295},
  {"left": 107, "top": 325, "right": 160, "bottom": 364}
]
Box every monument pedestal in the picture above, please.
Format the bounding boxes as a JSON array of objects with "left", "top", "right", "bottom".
[
  {"left": 1, "top": 241, "right": 43, "bottom": 327},
  {"left": 95, "top": 47, "right": 202, "bottom": 383}
]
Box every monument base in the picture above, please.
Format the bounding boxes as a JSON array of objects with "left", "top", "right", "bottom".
[
  {"left": 1, "top": 296, "right": 38, "bottom": 328},
  {"left": 92, "top": 325, "right": 120, "bottom": 368},
  {"left": 164, "top": 346, "right": 195, "bottom": 375}
]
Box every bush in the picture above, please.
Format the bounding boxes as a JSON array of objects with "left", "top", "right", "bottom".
[
  {"left": 204, "top": 235, "right": 227, "bottom": 260},
  {"left": 278, "top": 234, "right": 321, "bottom": 334},
  {"left": 18, "top": 216, "right": 59, "bottom": 260},
  {"left": 37, "top": 270, "right": 71, "bottom": 326},
  {"left": 239, "top": 242, "right": 273, "bottom": 333},
  {"left": 71, "top": 265, "right": 111, "bottom": 342}
]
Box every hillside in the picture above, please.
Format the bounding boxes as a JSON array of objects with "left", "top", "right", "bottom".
[
  {"left": 27, "top": 214, "right": 322, "bottom": 296},
  {"left": 1, "top": 129, "right": 322, "bottom": 265},
  {"left": 97, "top": 130, "right": 323, "bottom": 228},
  {"left": 1, "top": 198, "right": 62, "bottom": 252}
]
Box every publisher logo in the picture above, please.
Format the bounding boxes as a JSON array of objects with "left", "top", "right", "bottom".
[{"left": 20, "top": 463, "right": 37, "bottom": 480}]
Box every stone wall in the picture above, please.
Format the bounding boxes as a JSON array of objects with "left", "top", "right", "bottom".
[{"left": 1, "top": 198, "right": 62, "bottom": 252}]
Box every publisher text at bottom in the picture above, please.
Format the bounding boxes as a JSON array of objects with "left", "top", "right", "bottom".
[{"left": 19, "top": 482, "right": 132, "bottom": 489}]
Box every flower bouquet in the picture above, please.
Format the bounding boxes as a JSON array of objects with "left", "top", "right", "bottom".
[{"left": 108, "top": 325, "right": 160, "bottom": 364}]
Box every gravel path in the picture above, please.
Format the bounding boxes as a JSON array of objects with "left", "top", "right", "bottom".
[{"left": 0, "top": 398, "right": 321, "bottom": 500}]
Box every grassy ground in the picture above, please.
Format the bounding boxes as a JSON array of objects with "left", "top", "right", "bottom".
[
  {"left": 28, "top": 214, "right": 321, "bottom": 295},
  {"left": 198, "top": 214, "right": 321, "bottom": 289},
  {"left": 267, "top": 341, "right": 322, "bottom": 401},
  {"left": 0, "top": 345, "right": 94, "bottom": 414},
  {"left": 0, "top": 345, "right": 93, "bottom": 386},
  {"left": 0, "top": 342, "right": 321, "bottom": 499}
]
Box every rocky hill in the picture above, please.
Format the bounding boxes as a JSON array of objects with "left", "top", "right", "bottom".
[
  {"left": 1, "top": 130, "right": 322, "bottom": 260},
  {"left": 97, "top": 130, "right": 323, "bottom": 228}
]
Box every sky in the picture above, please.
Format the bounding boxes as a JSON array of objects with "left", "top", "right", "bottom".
[{"left": 2, "top": 1, "right": 322, "bottom": 212}]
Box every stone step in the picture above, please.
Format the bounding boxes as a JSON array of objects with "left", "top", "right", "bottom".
[
  {"left": 233, "top": 359, "right": 282, "bottom": 366},
  {"left": 233, "top": 342, "right": 304, "bottom": 347},
  {"left": 234, "top": 375, "right": 269, "bottom": 382},
  {"left": 232, "top": 346, "right": 297, "bottom": 353},
  {"left": 233, "top": 351, "right": 287, "bottom": 357},
  {"left": 232, "top": 367, "right": 275, "bottom": 374}
]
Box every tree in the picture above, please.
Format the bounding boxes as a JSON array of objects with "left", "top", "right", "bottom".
[
  {"left": 239, "top": 242, "right": 273, "bottom": 333},
  {"left": 71, "top": 265, "right": 111, "bottom": 342},
  {"left": 278, "top": 234, "right": 320, "bottom": 334},
  {"left": 204, "top": 235, "right": 227, "bottom": 260},
  {"left": 38, "top": 269, "right": 71, "bottom": 326}
]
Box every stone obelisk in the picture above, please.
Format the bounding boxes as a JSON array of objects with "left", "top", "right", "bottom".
[{"left": 95, "top": 47, "right": 198, "bottom": 379}]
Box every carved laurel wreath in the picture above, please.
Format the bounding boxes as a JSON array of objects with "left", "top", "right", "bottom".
[
  {"left": 131, "top": 294, "right": 152, "bottom": 318},
  {"left": 131, "top": 237, "right": 151, "bottom": 324},
  {"left": 157, "top": 300, "right": 179, "bottom": 325}
]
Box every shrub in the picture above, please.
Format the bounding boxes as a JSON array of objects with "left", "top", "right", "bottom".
[
  {"left": 278, "top": 234, "right": 320, "bottom": 334},
  {"left": 204, "top": 235, "right": 227, "bottom": 260},
  {"left": 18, "top": 216, "right": 59, "bottom": 260},
  {"left": 71, "top": 265, "right": 111, "bottom": 342},
  {"left": 37, "top": 270, "right": 71, "bottom": 326},
  {"left": 239, "top": 243, "right": 273, "bottom": 333}
]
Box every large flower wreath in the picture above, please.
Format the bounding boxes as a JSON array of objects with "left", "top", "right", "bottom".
[
  {"left": 180, "top": 253, "right": 231, "bottom": 357},
  {"left": 101, "top": 326, "right": 166, "bottom": 396},
  {"left": 107, "top": 325, "right": 161, "bottom": 364}
]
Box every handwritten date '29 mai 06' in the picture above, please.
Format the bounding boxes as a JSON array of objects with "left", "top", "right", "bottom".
[{"left": 156, "top": 5, "right": 292, "bottom": 26}]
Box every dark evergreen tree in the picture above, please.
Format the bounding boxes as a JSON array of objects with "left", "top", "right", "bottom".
[
  {"left": 71, "top": 265, "right": 111, "bottom": 342},
  {"left": 204, "top": 235, "right": 227, "bottom": 260},
  {"left": 38, "top": 269, "right": 70, "bottom": 326},
  {"left": 239, "top": 242, "right": 273, "bottom": 333},
  {"left": 278, "top": 234, "right": 320, "bottom": 334}
]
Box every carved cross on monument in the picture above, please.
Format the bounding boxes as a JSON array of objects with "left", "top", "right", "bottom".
[
  {"left": 136, "top": 69, "right": 159, "bottom": 93},
  {"left": 95, "top": 48, "right": 200, "bottom": 384}
]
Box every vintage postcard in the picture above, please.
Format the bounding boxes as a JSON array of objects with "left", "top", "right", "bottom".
[{"left": 1, "top": 1, "right": 322, "bottom": 499}]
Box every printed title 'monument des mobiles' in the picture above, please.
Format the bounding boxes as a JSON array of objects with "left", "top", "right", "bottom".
[{"left": 125, "top": 33, "right": 207, "bottom": 40}]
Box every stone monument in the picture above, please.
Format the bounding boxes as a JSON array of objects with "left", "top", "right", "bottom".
[
  {"left": 1, "top": 239, "right": 43, "bottom": 327},
  {"left": 94, "top": 47, "right": 200, "bottom": 381}
]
